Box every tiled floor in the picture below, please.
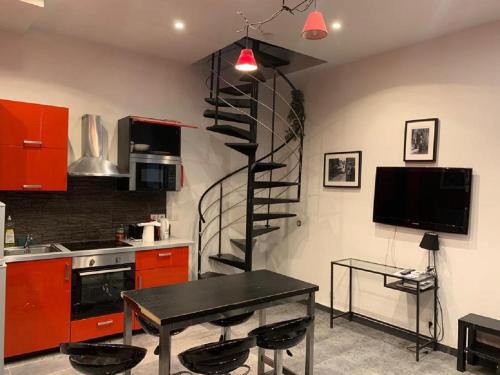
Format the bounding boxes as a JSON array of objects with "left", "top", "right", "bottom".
[{"left": 5, "top": 303, "right": 496, "bottom": 375}]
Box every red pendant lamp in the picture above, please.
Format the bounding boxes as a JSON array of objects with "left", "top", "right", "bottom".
[
  {"left": 302, "top": 5, "right": 328, "bottom": 40},
  {"left": 235, "top": 26, "right": 258, "bottom": 72}
]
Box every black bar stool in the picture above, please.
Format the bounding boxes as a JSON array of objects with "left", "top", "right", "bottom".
[
  {"left": 248, "top": 316, "right": 313, "bottom": 374},
  {"left": 209, "top": 312, "right": 254, "bottom": 341},
  {"left": 60, "top": 342, "right": 146, "bottom": 375},
  {"left": 178, "top": 337, "right": 256, "bottom": 374},
  {"left": 136, "top": 312, "right": 186, "bottom": 355}
]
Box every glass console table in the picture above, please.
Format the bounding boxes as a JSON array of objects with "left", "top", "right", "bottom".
[{"left": 330, "top": 258, "right": 438, "bottom": 361}]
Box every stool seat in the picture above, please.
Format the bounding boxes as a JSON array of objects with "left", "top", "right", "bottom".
[
  {"left": 248, "top": 317, "right": 313, "bottom": 350},
  {"left": 60, "top": 343, "right": 146, "bottom": 375},
  {"left": 210, "top": 311, "right": 254, "bottom": 328},
  {"left": 179, "top": 337, "right": 256, "bottom": 374},
  {"left": 136, "top": 313, "right": 185, "bottom": 336}
]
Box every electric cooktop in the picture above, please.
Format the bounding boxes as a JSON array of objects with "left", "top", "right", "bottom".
[{"left": 60, "top": 240, "right": 132, "bottom": 252}]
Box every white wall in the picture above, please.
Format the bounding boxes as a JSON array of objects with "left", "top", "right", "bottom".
[
  {"left": 269, "top": 21, "right": 500, "bottom": 348},
  {"left": 0, "top": 30, "right": 233, "bottom": 262}
]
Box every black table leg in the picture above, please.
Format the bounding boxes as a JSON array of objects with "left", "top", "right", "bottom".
[
  {"left": 416, "top": 284, "right": 421, "bottom": 362},
  {"left": 330, "top": 263, "right": 334, "bottom": 328},
  {"left": 433, "top": 280, "right": 438, "bottom": 350},
  {"left": 348, "top": 267, "right": 353, "bottom": 321},
  {"left": 457, "top": 320, "right": 467, "bottom": 372}
]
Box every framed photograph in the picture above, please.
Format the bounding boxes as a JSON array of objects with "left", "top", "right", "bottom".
[
  {"left": 404, "top": 118, "right": 439, "bottom": 162},
  {"left": 323, "top": 151, "right": 362, "bottom": 188}
]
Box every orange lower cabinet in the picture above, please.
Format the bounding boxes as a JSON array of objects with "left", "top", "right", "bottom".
[
  {"left": 5, "top": 258, "right": 71, "bottom": 357},
  {"left": 135, "top": 247, "right": 189, "bottom": 271},
  {"left": 71, "top": 313, "right": 124, "bottom": 342}
]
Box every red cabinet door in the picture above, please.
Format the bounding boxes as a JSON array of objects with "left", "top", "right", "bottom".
[
  {"left": 26, "top": 147, "right": 68, "bottom": 191},
  {"left": 0, "top": 146, "right": 27, "bottom": 190},
  {"left": 5, "top": 258, "right": 72, "bottom": 357},
  {"left": 0, "top": 146, "right": 67, "bottom": 191},
  {"left": 71, "top": 312, "right": 124, "bottom": 343},
  {"left": 41, "top": 104, "right": 68, "bottom": 149},
  {"left": 0, "top": 99, "right": 43, "bottom": 147}
]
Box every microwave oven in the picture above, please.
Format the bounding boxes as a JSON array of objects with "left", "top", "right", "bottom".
[{"left": 128, "top": 154, "right": 182, "bottom": 191}]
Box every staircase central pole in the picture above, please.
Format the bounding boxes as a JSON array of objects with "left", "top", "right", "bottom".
[{"left": 244, "top": 41, "right": 259, "bottom": 272}]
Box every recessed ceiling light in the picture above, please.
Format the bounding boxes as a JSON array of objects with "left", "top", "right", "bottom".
[
  {"left": 331, "top": 21, "right": 342, "bottom": 31},
  {"left": 173, "top": 20, "right": 185, "bottom": 31}
]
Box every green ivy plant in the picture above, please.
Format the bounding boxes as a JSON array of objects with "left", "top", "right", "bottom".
[{"left": 285, "top": 89, "right": 305, "bottom": 142}]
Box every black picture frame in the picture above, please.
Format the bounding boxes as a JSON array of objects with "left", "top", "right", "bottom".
[
  {"left": 404, "top": 118, "right": 439, "bottom": 162},
  {"left": 323, "top": 151, "right": 362, "bottom": 188}
]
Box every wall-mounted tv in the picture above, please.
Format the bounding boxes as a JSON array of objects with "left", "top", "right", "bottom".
[{"left": 373, "top": 167, "right": 473, "bottom": 234}]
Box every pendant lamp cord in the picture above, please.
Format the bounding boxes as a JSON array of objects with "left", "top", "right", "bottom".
[{"left": 237, "top": 0, "right": 315, "bottom": 34}]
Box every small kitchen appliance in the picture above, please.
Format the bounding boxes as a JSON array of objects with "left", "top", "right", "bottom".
[{"left": 138, "top": 221, "right": 160, "bottom": 244}]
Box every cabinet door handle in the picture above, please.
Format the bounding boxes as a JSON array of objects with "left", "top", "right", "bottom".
[
  {"left": 97, "top": 320, "right": 114, "bottom": 327},
  {"left": 158, "top": 253, "right": 172, "bottom": 258},
  {"left": 22, "top": 185, "right": 42, "bottom": 189},
  {"left": 23, "top": 140, "right": 43, "bottom": 147},
  {"left": 64, "top": 264, "right": 71, "bottom": 281}
]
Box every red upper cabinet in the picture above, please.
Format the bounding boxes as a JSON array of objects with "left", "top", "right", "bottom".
[
  {"left": 0, "top": 99, "right": 68, "bottom": 191},
  {"left": 5, "top": 258, "right": 72, "bottom": 358}
]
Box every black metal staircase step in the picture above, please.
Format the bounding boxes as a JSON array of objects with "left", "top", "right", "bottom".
[
  {"left": 206, "top": 125, "right": 252, "bottom": 141},
  {"left": 253, "top": 212, "right": 296, "bottom": 221},
  {"left": 253, "top": 162, "right": 287, "bottom": 173},
  {"left": 209, "top": 254, "right": 246, "bottom": 271},
  {"left": 253, "top": 50, "right": 290, "bottom": 68},
  {"left": 219, "top": 84, "right": 253, "bottom": 96},
  {"left": 204, "top": 110, "right": 253, "bottom": 125},
  {"left": 199, "top": 272, "right": 226, "bottom": 280},
  {"left": 252, "top": 225, "right": 280, "bottom": 237},
  {"left": 239, "top": 70, "right": 266, "bottom": 83},
  {"left": 205, "top": 97, "right": 252, "bottom": 108},
  {"left": 253, "top": 198, "right": 299, "bottom": 205},
  {"left": 225, "top": 143, "right": 258, "bottom": 156},
  {"left": 230, "top": 238, "right": 257, "bottom": 252},
  {"left": 253, "top": 181, "right": 299, "bottom": 189}
]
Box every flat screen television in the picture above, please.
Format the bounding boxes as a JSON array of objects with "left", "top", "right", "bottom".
[{"left": 373, "top": 167, "right": 473, "bottom": 234}]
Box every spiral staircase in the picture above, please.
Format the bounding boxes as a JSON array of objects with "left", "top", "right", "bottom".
[{"left": 197, "top": 38, "right": 322, "bottom": 279}]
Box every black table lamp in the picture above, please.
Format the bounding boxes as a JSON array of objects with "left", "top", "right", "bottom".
[{"left": 420, "top": 232, "right": 439, "bottom": 273}]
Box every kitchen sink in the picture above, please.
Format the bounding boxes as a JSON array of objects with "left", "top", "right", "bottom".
[{"left": 4, "top": 244, "right": 62, "bottom": 256}]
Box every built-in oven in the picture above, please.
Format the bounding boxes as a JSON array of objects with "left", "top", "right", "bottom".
[
  {"left": 128, "top": 154, "right": 182, "bottom": 191},
  {"left": 71, "top": 253, "right": 135, "bottom": 321}
]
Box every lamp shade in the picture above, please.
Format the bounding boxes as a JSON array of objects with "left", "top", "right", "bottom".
[
  {"left": 235, "top": 48, "right": 258, "bottom": 72},
  {"left": 419, "top": 232, "right": 439, "bottom": 251},
  {"left": 302, "top": 10, "right": 328, "bottom": 40}
]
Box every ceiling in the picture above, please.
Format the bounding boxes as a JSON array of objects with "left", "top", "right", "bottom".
[{"left": 3, "top": 0, "right": 500, "bottom": 67}]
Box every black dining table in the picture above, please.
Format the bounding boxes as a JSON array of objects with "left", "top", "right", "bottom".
[{"left": 122, "top": 270, "right": 319, "bottom": 375}]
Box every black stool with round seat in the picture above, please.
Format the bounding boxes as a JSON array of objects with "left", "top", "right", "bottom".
[
  {"left": 60, "top": 342, "right": 146, "bottom": 375},
  {"left": 209, "top": 312, "right": 254, "bottom": 341},
  {"left": 248, "top": 316, "right": 314, "bottom": 375},
  {"left": 178, "top": 336, "right": 256, "bottom": 375},
  {"left": 136, "top": 312, "right": 186, "bottom": 355}
]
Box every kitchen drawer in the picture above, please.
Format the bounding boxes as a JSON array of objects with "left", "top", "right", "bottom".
[
  {"left": 135, "top": 247, "right": 189, "bottom": 271},
  {"left": 71, "top": 312, "right": 124, "bottom": 342}
]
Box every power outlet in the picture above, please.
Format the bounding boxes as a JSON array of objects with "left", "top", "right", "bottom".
[{"left": 150, "top": 214, "right": 166, "bottom": 221}]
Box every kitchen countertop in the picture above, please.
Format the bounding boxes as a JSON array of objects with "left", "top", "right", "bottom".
[{"left": 4, "top": 237, "right": 194, "bottom": 263}]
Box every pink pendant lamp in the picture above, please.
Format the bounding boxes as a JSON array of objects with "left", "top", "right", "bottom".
[
  {"left": 302, "top": 10, "right": 328, "bottom": 40},
  {"left": 235, "top": 26, "right": 258, "bottom": 72},
  {"left": 235, "top": 48, "right": 258, "bottom": 72}
]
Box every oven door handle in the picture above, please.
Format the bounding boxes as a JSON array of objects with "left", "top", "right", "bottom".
[{"left": 79, "top": 267, "right": 132, "bottom": 277}]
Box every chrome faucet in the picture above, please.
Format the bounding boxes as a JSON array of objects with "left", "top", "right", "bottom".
[{"left": 24, "top": 233, "right": 33, "bottom": 252}]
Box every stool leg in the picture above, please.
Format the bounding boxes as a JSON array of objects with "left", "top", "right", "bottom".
[
  {"left": 223, "top": 326, "right": 231, "bottom": 340},
  {"left": 274, "top": 350, "right": 283, "bottom": 375}
]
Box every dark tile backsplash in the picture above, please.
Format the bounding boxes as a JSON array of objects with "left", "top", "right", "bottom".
[{"left": 0, "top": 177, "right": 166, "bottom": 245}]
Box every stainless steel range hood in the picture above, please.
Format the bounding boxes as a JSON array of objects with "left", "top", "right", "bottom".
[{"left": 69, "top": 114, "right": 128, "bottom": 177}]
